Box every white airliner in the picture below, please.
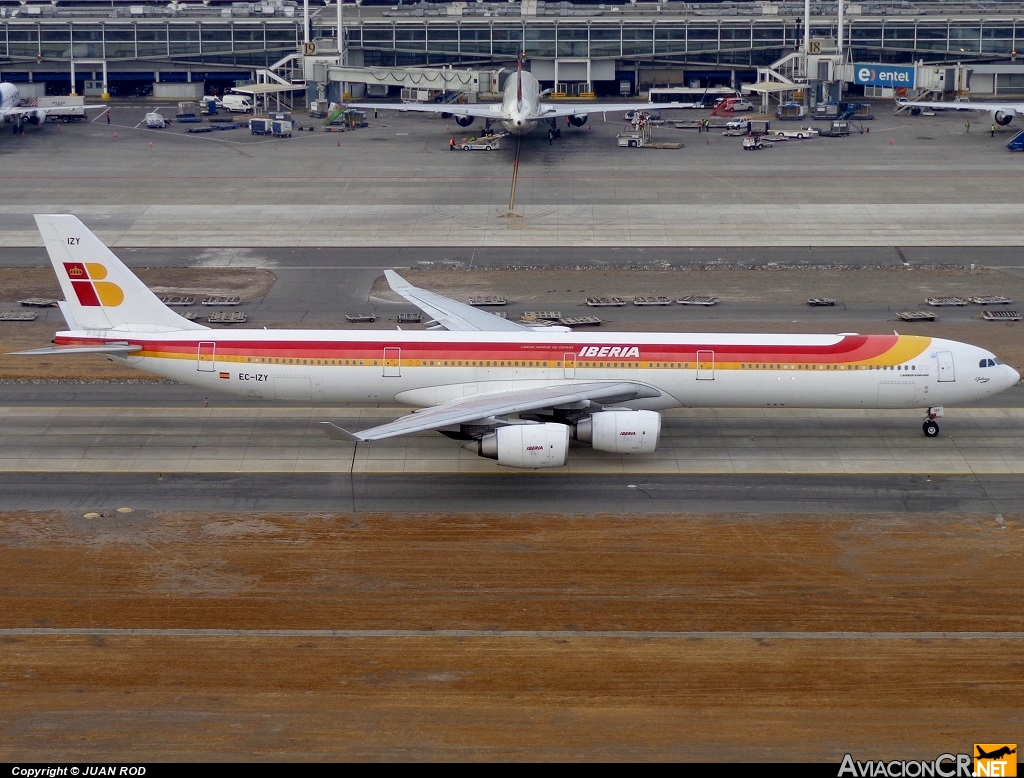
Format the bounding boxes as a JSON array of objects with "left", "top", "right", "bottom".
[
  {"left": 898, "top": 96, "right": 1024, "bottom": 127},
  {"left": 15, "top": 215, "right": 1021, "bottom": 469},
  {"left": 350, "top": 63, "right": 664, "bottom": 137},
  {"left": 0, "top": 81, "right": 105, "bottom": 131}
]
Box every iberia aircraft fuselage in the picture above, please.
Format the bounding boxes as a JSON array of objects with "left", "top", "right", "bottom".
[
  {"left": 52, "top": 327, "right": 1014, "bottom": 412},
  {"left": 17, "top": 214, "right": 1021, "bottom": 469}
]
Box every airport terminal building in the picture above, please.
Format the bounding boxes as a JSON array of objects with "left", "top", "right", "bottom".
[{"left": 0, "top": 0, "right": 1022, "bottom": 98}]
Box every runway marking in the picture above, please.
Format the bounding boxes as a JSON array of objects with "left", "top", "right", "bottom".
[{"left": 3, "top": 628, "right": 1024, "bottom": 639}]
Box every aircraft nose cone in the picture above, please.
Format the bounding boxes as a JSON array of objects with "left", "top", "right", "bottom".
[{"left": 1008, "top": 364, "right": 1021, "bottom": 385}]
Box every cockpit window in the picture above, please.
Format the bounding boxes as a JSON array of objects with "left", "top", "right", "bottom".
[{"left": 979, "top": 358, "right": 999, "bottom": 368}]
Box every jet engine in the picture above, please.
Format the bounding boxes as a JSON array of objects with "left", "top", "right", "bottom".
[
  {"left": 572, "top": 410, "right": 661, "bottom": 454},
  {"left": 476, "top": 423, "right": 569, "bottom": 469},
  {"left": 568, "top": 115, "right": 588, "bottom": 127},
  {"left": 456, "top": 115, "right": 475, "bottom": 128},
  {"left": 994, "top": 110, "right": 1014, "bottom": 126},
  {"left": 21, "top": 109, "right": 46, "bottom": 125}
]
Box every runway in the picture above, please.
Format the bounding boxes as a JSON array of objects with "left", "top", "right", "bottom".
[
  {"left": 4, "top": 402, "right": 1024, "bottom": 473},
  {"left": 1, "top": 403, "right": 1021, "bottom": 513}
]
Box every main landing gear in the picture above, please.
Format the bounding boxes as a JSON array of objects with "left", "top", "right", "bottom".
[{"left": 922, "top": 406, "right": 944, "bottom": 437}]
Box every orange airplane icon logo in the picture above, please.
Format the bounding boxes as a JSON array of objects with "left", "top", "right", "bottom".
[
  {"left": 63, "top": 262, "right": 124, "bottom": 307},
  {"left": 975, "top": 745, "right": 1017, "bottom": 777}
]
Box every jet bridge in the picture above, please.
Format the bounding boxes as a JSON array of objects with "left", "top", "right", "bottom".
[{"left": 319, "top": 64, "right": 498, "bottom": 102}]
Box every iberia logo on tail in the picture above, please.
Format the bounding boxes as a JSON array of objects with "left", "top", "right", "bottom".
[{"left": 63, "top": 262, "right": 124, "bottom": 307}]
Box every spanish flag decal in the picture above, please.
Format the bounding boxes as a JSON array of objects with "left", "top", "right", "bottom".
[{"left": 219, "top": 372, "right": 230, "bottom": 380}]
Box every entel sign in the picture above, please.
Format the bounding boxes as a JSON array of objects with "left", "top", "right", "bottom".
[{"left": 855, "top": 65, "right": 916, "bottom": 87}]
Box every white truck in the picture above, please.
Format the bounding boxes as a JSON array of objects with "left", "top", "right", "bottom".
[
  {"left": 38, "top": 95, "right": 88, "bottom": 123},
  {"left": 221, "top": 93, "right": 254, "bottom": 113}
]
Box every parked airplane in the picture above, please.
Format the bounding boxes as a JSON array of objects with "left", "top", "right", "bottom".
[
  {"left": 0, "top": 82, "right": 105, "bottom": 132},
  {"left": 898, "top": 96, "right": 1024, "bottom": 126},
  {"left": 350, "top": 63, "right": 666, "bottom": 137},
  {"left": 15, "top": 215, "right": 1021, "bottom": 469}
]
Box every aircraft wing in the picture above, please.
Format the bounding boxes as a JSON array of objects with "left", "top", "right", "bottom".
[
  {"left": 384, "top": 270, "right": 532, "bottom": 332},
  {"left": 537, "top": 101, "right": 662, "bottom": 119},
  {"left": 1, "top": 104, "right": 106, "bottom": 118},
  {"left": 899, "top": 100, "right": 1024, "bottom": 117},
  {"left": 348, "top": 102, "right": 506, "bottom": 120},
  {"left": 320, "top": 380, "right": 662, "bottom": 442}
]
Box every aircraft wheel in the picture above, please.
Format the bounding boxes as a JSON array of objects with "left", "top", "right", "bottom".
[{"left": 923, "top": 420, "right": 939, "bottom": 437}]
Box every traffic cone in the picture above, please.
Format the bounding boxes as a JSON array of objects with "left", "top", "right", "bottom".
[
  {"left": 148, "top": 142, "right": 153, "bottom": 148},
  {"left": 889, "top": 139, "right": 894, "bottom": 145},
  {"left": 113, "top": 132, "right": 117, "bottom": 139}
]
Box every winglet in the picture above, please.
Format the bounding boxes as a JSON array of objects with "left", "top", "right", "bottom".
[
  {"left": 319, "top": 421, "right": 366, "bottom": 442},
  {"left": 383, "top": 269, "right": 412, "bottom": 291}
]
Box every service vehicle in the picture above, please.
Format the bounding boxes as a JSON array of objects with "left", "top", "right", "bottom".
[
  {"left": 774, "top": 127, "right": 819, "bottom": 139},
  {"left": 742, "top": 136, "right": 770, "bottom": 150},
  {"left": 37, "top": 96, "right": 88, "bottom": 123},
  {"left": 199, "top": 96, "right": 221, "bottom": 115},
  {"left": 725, "top": 118, "right": 752, "bottom": 130},
  {"left": 624, "top": 109, "right": 661, "bottom": 122},
  {"left": 715, "top": 97, "right": 755, "bottom": 112},
  {"left": 221, "top": 93, "right": 254, "bottom": 113},
  {"left": 460, "top": 133, "right": 502, "bottom": 150}
]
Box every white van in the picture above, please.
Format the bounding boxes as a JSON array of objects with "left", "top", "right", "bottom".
[{"left": 221, "top": 94, "right": 254, "bottom": 113}]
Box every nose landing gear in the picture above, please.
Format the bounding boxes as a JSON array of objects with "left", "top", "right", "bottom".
[{"left": 922, "top": 406, "right": 944, "bottom": 437}]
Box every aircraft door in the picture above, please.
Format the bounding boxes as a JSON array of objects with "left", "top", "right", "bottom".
[
  {"left": 696, "top": 349, "right": 715, "bottom": 380},
  {"left": 197, "top": 341, "right": 216, "bottom": 372},
  {"left": 383, "top": 347, "right": 401, "bottom": 377},
  {"left": 563, "top": 352, "right": 576, "bottom": 379},
  {"left": 936, "top": 350, "right": 955, "bottom": 382}
]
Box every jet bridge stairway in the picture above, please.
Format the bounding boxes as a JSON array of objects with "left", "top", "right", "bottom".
[{"left": 1006, "top": 129, "right": 1024, "bottom": 152}]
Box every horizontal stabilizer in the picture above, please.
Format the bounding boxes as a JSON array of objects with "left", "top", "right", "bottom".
[{"left": 10, "top": 343, "right": 142, "bottom": 356}]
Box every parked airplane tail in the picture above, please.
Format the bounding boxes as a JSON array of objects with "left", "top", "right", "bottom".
[{"left": 34, "top": 214, "right": 207, "bottom": 333}]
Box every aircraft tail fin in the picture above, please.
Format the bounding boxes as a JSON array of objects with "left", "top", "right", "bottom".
[{"left": 34, "top": 214, "right": 207, "bottom": 333}]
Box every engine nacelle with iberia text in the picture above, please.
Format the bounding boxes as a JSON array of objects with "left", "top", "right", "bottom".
[
  {"left": 477, "top": 423, "right": 569, "bottom": 469},
  {"left": 573, "top": 410, "right": 661, "bottom": 454}
]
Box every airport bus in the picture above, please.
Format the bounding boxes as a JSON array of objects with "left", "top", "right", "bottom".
[{"left": 647, "top": 87, "right": 740, "bottom": 108}]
